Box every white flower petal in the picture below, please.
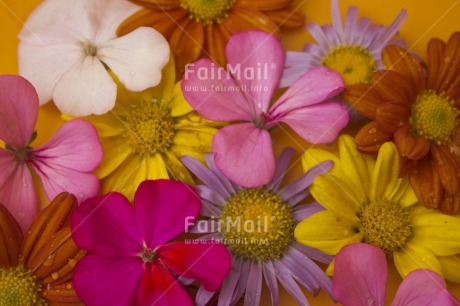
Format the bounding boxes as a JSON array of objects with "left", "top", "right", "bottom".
[
  {"left": 98, "top": 27, "right": 170, "bottom": 92},
  {"left": 18, "top": 42, "right": 82, "bottom": 104},
  {"left": 53, "top": 56, "right": 117, "bottom": 116}
]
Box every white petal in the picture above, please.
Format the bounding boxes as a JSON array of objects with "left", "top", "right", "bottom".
[
  {"left": 53, "top": 56, "right": 117, "bottom": 116},
  {"left": 98, "top": 27, "right": 170, "bottom": 91},
  {"left": 18, "top": 42, "right": 82, "bottom": 104}
]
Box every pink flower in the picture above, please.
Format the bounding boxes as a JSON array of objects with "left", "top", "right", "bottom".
[
  {"left": 182, "top": 31, "right": 348, "bottom": 188},
  {"left": 71, "top": 179, "right": 231, "bottom": 306},
  {"left": 333, "top": 243, "right": 459, "bottom": 306},
  {"left": 0, "top": 75, "right": 102, "bottom": 231},
  {"left": 18, "top": 0, "right": 169, "bottom": 116}
]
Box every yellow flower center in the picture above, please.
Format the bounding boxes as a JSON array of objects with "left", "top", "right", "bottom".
[
  {"left": 123, "top": 99, "right": 175, "bottom": 157},
  {"left": 180, "top": 0, "right": 235, "bottom": 25},
  {"left": 358, "top": 198, "right": 412, "bottom": 256},
  {"left": 409, "top": 91, "right": 459, "bottom": 146},
  {"left": 0, "top": 266, "right": 46, "bottom": 306},
  {"left": 321, "top": 45, "right": 376, "bottom": 86},
  {"left": 220, "top": 188, "right": 294, "bottom": 261}
]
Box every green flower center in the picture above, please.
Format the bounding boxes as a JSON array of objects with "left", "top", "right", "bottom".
[
  {"left": 321, "top": 45, "right": 377, "bottom": 86},
  {"left": 409, "top": 91, "right": 459, "bottom": 146},
  {"left": 138, "top": 246, "right": 156, "bottom": 263},
  {"left": 123, "top": 99, "right": 175, "bottom": 157},
  {"left": 220, "top": 188, "right": 294, "bottom": 261},
  {"left": 358, "top": 198, "right": 412, "bottom": 256},
  {"left": 180, "top": 0, "right": 235, "bottom": 25},
  {"left": 0, "top": 266, "right": 46, "bottom": 306}
]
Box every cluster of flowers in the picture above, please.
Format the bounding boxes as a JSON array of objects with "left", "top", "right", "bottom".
[{"left": 1, "top": 0, "right": 459, "bottom": 305}]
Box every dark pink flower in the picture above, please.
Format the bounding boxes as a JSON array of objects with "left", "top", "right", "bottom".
[
  {"left": 182, "top": 31, "right": 349, "bottom": 188},
  {"left": 71, "top": 179, "right": 231, "bottom": 306},
  {"left": 333, "top": 243, "right": 459, "bottom": 306},
  {"left": 0, "top": 74, "right": 102, "bottom": 231}
]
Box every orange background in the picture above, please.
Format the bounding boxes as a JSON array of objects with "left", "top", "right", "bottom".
[{"left": 1, "top": 0, "right": 459, "bottom": 304}]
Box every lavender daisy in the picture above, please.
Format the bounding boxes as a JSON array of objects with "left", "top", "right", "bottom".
[
  {"left": 282, "top": 0, "right": 407, "bottom": 89},
  {"left": 182, "top": 148, "right": 334, "bottom": 306}
]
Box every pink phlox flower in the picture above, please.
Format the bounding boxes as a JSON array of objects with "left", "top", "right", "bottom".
[
  {"left": 0, "top": 74, "right": 102, "bottom": 231},
  {"left": 70, "top": 179, "right": 231, "bottom": 306},
  {"left": 182, "top": 30, "right": 348, "bottom": 188},
  {"left": 18, "top": 0, "right": 170, "bottom": 116}
]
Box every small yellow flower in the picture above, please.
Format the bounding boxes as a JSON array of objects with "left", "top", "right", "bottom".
[
  {"left": 294, "top": 135, "right": 460, "bottom": 282},
  {"left": 85, "top": 57, "right": 220, "bottom": 200}
]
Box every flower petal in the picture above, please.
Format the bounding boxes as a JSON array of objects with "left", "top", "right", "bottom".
[
  {"left": 225, "top": 31, "right": 284, "bottom": 114},
  {"left": 158, "top": 241, "right": 230, "bottom": 293},
  {"left": 392, "top": 269, "right": 458, "bottom": 306},
  {"left": 370, "top": 142, "right": 400, "bottom": 201},
  {"left": 73, "top": 255, "right": 143, "bottom": 306},
  {"left": 355, "top": 122, "right": 393, "bottom": 154},
  {"left": 133, "top": 180, "right": 200, "bottom": 248},
  {"left": 394, "top": 126, "right": 431, "bottom": 160},
  {"left": 213, "top": 123, "right": 275, "bottom": 187},
  {"left": 0, "top": 75, "right": 38, "bottom": 148},
  {"left": 243, "top": 262, "right": 263, "bottom": 306},
  {"left": 30, "top": 119, "right": 102, "bottom": 202},
  {"left": 393, "top": 243, "right": 442, "bottom": 278},
  {"left": 438, "top": 255, "right": 460, "bottom": 283},
  {"left": 70, "top": 192, "right": 140, "bottom": 256},
  {"left": 0, "top": 149, "right": 38, "bottom": 232},
  {"left": 181, "top": 58, "right": 253, "bottom": 122},
  {"left": 0, "top": 203, "right": 23, "bottom": 268},
  {"left": 270, "top": 67, "right": 344, "bottom": 119},
  {"left": 98, "top": 27, "right": 169, "bottom": 92},
  {"left": 136, "top": 262, "right": 193, "bottom": 306},
  {"left": 333, "top": 243, "right": 387, "bottom": 306},
  {"left": 53, "top": 56, "right": 117, "bottom": 116}
]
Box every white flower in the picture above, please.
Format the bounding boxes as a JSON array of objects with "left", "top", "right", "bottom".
[{"left": 18, "top": 0, "right": 170, "bottom": 116}]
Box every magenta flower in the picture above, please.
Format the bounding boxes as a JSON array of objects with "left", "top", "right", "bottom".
[
  {"left": 333, "top": 243, "right": 459, "bottom": 306},
  {"left": 71, "top": 179, "right": 231, "bottom": 306},
  {"left": 182, "top": 31, "right": 348, "bottom": 188},
  {"left": 0, "top": 74, "right": 102, "bottom": 231}
]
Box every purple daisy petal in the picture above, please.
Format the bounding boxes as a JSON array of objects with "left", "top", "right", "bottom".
[
  {"left": 231, "top": 260, "right": 250, "bottom": 305},
  {"left": 244, "top": 262, "right": 263, "bottom": 306},
  {"left": 196, "top": 286, "right": 215, "bottom": 306},
  {"left": 217, "top": 257, "right": 243, "bottom": 306},
  {"left": 196, "top": 185, "right": 226, "bottom": 206},
  {"left": 293, "top": 202, "right": 325, "bottom": 222},
  {"left": 266, "top": 147, "right": 296, "bottom": 192},
  {"left": 273, "top": 261, "right": 310, "bottom": 306},
  {"left": 205, "top": 153, "right": 236, "bottom": 195},
  {"left": 292, "top": 242, "right": 334, "bottom": 264},
  {"left": 200, "top": 200, "right": 223, "bottom": 218},
  {"left": 263, "top": 261, "right": 279, "bottom": 306}
]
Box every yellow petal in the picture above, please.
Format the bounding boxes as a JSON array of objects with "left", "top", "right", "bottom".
[
  {"left": 302, "top": 147, "right": 339, "bottom": 175},
  {"left": 172, "top": 126, "right": 216, "bottom": 158},
  {"left": 410, "top": 209, "right": 460, "bottom": 256},
  {"left": 85, "top": 112, "right": 125, "bottom": 138},
  {"left": 393, "top": 242, "right": 442, "bottom": 278},
  {"left": 146, "top": 154, "right": 169, "bottom": 180},
  {"left": 392, "top": 179, "right": 418, "bottom": 208},
  {"left": 310, "top": 174, "right": 361, "bottom": 220},
  {"left": 325, "top": 259, "right": 335, "bottom": 277},
  {"left": 149, "top": 55, "right": 176, "bottom": 100},
  {"left": 370, "top": 141, "right": 400, "bottom": 201},
  {"left": 161, "top": 151, "right": 195, "bottom": 185},
  {"left": 294, "top": 210, "right": 361, "bottom": 255},
  {"left": 170, "top": 81, "right": 193, "bottom": 117},
  {"left": 95, "top": 136, "right": 133, "bottom": 179},
  {"left": 438, "top": 255, "right": 460, "bottom": 283}
]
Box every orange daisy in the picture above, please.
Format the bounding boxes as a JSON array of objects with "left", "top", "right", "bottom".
[
  {"left": 344, "top": 32, "right": 460, "bottom": 214},
  {"left": 118, "top": 0, "right": 304, "bottom": 73},
  {"left": 0, "top": 193, "right": 84, "bottom": 305}
]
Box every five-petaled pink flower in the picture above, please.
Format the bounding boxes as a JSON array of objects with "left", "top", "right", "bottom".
[
  {"left": 0, "top": 74, "right": 102, "bottom": 231},
  {"left": 333, "top": 243, "right": 459, "bottom": 306},
  {"left": 71, "top": 179, "right": 231, "bottom": 306},
  {"left": 182, "top": 31, "right": 349, "bottom": 188}
]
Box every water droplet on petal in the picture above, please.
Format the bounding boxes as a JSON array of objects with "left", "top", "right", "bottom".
[
  {"left": 368, "top": 128, "right": 377, "bottom": 134},
  {"left": 51, "top": 272, "right": 59, "bottom": 280}
]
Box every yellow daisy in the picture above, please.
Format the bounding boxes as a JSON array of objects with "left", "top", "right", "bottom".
[
  {"left": 85, "top": 57, "right": 219, "bottom": 200},
  {"left": 294, "top": 135, "right": 460, "bottom": 282}
]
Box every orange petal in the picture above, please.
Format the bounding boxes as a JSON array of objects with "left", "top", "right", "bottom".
[
  {"left": 438, "top": 32, "right": 460, "bottom": 99},
  {"left": 117, "top": 8, "right": 188, "bottom": 39},
  {"left": 26, "top": 227, "right": 83, "bottom": 286},
  {"left": 372, "top": 70, "right": 417, "bottom": 105},
  {"left": 170, "top": 18, "right": 205, "bottom": 75},
  {"left": 0, "top": 203, "right": 23, "bottom": 268},
  {"left": 426, "top": 37, "right": 446, "bottom": 90},
  {"left": 431, "top": 146, "right": 460, "bottom": 195},
  {"left": 21, "top": 193, "right": 77, "bottom": 265},
  {"left": 409, "top": 155, "right": 442, "bottom": 209},
  {"left": 439, "top": 193, "right": 460, "bottom": 215},
  {"left": 261, "top": 9, "right": 304, "bottom": 28},
  {"left": 393, "top": 126, "right": 430, "bottom": 160},
  {"left": 236, "top": 0, "right": 293, "bottom": 11},
  {"left": 355, "top": 121, "right": 393, "bottom": 154},
  {"left": 382, "top": 45, "right": 426, "bottom": 93},
  {"left": 223, "top": 7, "right": 280, "bottom": 39},
  {"left": 343, "top": 84, "right": 385, "bottom": 119},
  {"left": 42, "top": 281, "right": 82, "bottom": 305},
  {"left": 203, "top": 24, "right": 231, "bottom": 67},
  {"left": 130, "top": 0, "right": 180, "bottom": 10},
  {"left": 375, "top": 102, "right": 411, "bottom": 134}
]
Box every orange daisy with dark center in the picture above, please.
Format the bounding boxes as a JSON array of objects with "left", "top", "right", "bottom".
[
  {"left": 0, "top": 193, "right": 85, "bottom": 305},
  {"left": 118, "top": 0, "right": 304, "bottom": 74},
  {"left": 344, "top": 32, "right": 460, "bottom": 214}
]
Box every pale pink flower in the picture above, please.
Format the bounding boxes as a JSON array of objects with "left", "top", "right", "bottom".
[
  {"left": 0, "top": 75, "right": 102, "bottom": 231},
  {"left": 18, "top": 0, "right": 170, "bottom": 116}
]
